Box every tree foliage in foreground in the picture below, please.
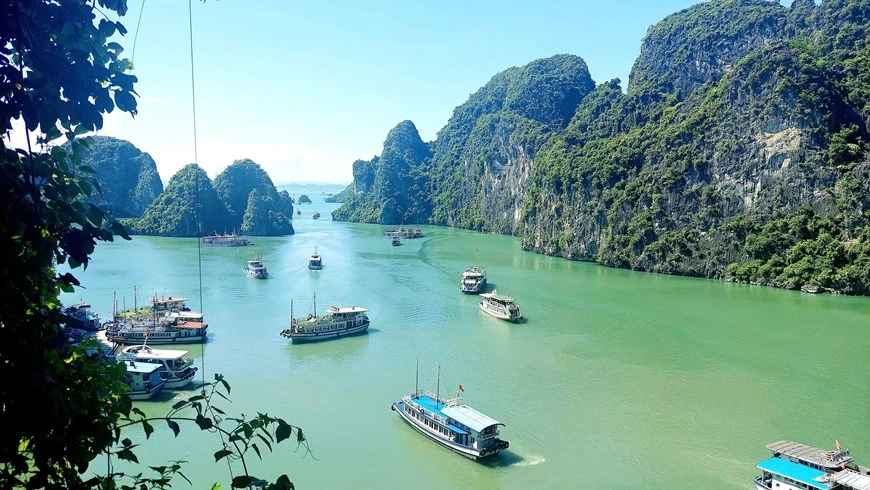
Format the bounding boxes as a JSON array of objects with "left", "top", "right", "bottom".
[{"left": 0, "top": 0, "right": 305, "bottom": 488}]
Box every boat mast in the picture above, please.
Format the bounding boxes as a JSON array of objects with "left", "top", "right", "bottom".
[
  {"left": 313, "top": 291, "right": 317, "bottom": 317},
  {"left": 415, "top": 358, "right": 419, "bottom": 397},
  {"left": 436, "top": 364, "right": 441, "bottom": 409},
  {"left": 133, "top": 284, "right": 137, "bottom": 312}
]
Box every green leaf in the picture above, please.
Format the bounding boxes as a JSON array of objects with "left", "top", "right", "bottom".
[
  {"left": 195, "top": 414, "right": 213, "bottom": 430},
  {"left": 275, "top": 422, "right": 292, "bottom": 444},
  {"left": 142, "top": 420, "right": 153, "bottom": 439},
  {"left": 213, "top": 449, "right": 233, "bottom": 462},
  {"left": 166, "top": 419, "right": 180, "bottom": 437},
  {"left": 171, "top": 400, "right": 188, "bottom": 410},
  {"left": 121, "top": 437, "right": 132, "bottom": 447},
  {"left": 231, "top": 476, "right": 251, "bottom": 488},
  {"left": 251, "top": 442, "right": 262, "bottom": 460},
  {"left": 114, "top": 89, "right": 137, "bottom": 114}
]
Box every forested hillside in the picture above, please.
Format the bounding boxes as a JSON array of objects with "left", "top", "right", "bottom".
[{"left": 333, "top": 0, "right": 870, "bottom": 294}]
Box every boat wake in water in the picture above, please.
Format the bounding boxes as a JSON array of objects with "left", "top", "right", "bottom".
[{"left": 512, "top": 455, "right": 546, "bottom": 467}]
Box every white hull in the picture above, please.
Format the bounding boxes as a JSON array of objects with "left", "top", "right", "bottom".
[
  {"left": 478, "top": 302, "right": 522, "bottom": 322},
  {"left": 127, "top": 382, "right": 165, "bottom": 400}
]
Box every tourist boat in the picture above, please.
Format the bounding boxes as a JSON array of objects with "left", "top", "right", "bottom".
[
  {"left": 460, "top": 266, "right": 487, "bottom": 294},
  {"left": 308, "top": 247, "right": 322, "bottom": 270},
  {"left": 279, "top": 294, "right": 369, "bottom": 342},
  {"left": 246, "top": 252, "right": 269, "bottom": 279},
  {"left": 383, "top": 227, "right": 423, "bottom": 239},
  {"left": 478, "top": 290, "right": 523, "bottom": 321},
  {"left": 201, "top": 232, "right": 251, "bottom": 247},
  {"left": 754, "top": 440, "right": 870, "bottom": 490},
  {"left": 391, "top": 236, "right": 401, "bottom": 246},
  {"left": 296, "top": 210, "right": 301, "bottom": 215},
  {"left": 116, "top": 345, "right": 198, "bottom": 389},
  {"left": 62, "top": 300, "right": 101, "bottom": 331},
  {"left": 312, "top": 211, "right": 320, "bottom": 219},
  {"left": 106, "top": 320, "right": 208, "bottom": 345},
  {"left": 391, "top": 365, "right": 509, "bottom": 460},
  {"left": 122, "top": 360, "right": 166, "bottom": 400}
]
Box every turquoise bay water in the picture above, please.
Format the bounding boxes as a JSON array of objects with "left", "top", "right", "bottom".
[{"left": 66, "top": 196, "right": 869, "bottom": 489}]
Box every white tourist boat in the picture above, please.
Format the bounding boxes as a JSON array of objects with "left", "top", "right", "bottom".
[
  {"left": 478, "top": 290, "right": 523, "bottom": 321},
  {"left": 754, "top": 440, "right": 870, "bottom": 490},
  {"left": 280, "top": 294, "right": 369, "bottom": 342},
  {"left": 246, "top": 252, "right": 269, "bottom": 279},
  {"left": 202, "top": 232, "right": 251, "bottom": 246},
  {"left": 391, "top": 365, "right": 509, "bottom": 460},
  {"left": 116, "top": 344, "right": 198, "bottom": 389},
  {"left": 106, "top": 319, "right": 208, "bottom": 345},
  {"left": 460, "top": 266, "right": 487, "bottom": 294},
  {"left": 308, "top": 247, "right": 323, "bottom": 270},
  {"left": 122, "top": 360, "right": 166, "bottom": 401}
]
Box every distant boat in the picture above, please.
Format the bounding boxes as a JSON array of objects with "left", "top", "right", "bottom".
[
  {"left": 391, "top": 364, "right": 509, "bottom": 460},
  {"left": 62, "top": 300, "right": 101, "bottom": 331},
  {"left": 312, "top": 211, "right": 320, "bottom": 219},
  {"left": 279, "top": 294, "right": 369, "bottom": 343},
  {"left": 296, "top": 210, "right": 301, "bottom": 215},
  {"left": 246, "top": 252, "right": 269, "bottom": 279},
  {"left": 202, "top": 232, "right": 251, "bottom": 247},
  {"left": 754, "top": 440, "right": 870, "bottom": 490},
  {"left": 308, "top": 247, "right": 323, "bottom": 270},
  {"left": 122, "top": 360, "right": 166, "bottom": 400},
  {"left": 460, "top": 266, "right": 487, "bottom": 294},
  {"left": 384, "top": 227, "right": 423, "bottom": 239},
  {"left": 391, "top": 235, "right": 401, "bottom": 246},
  {"left": 479, "top": 290, "right": 523, "bottom": 321},
  {"left": 116, "top": 345, "right": 198, "bottom": 389}
]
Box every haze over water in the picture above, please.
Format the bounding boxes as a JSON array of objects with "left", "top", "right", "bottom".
[{"left": 67, "top": 195, "right": 869, "bottom": 489}]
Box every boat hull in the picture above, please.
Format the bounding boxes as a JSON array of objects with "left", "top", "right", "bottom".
[
  {"left": 391, "top": 402, "right": 507, "bottom": 460},
  {"left": 460, "top": 280, "right": 487, "bottom": 294},
  {"left": 284, "top": 321, "right": 369, "bottom": 343},
  {"left": 127, "top": 381, "right": 165, "bottom": 400},
  {"left": 754, "top": 476, "right": 770, "bottom": 490},
  {"left": 108, "top": 332, "right": 207, "bottom": 345},
  {"left": 478, "top": 302, "right": 523, "bottom": 322}
]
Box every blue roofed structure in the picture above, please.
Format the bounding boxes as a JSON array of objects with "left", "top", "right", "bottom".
[{"left": 757, "top": 457, "right": 831, "bottom": 490}]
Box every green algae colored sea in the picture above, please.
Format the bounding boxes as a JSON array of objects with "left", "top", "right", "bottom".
[{"left": 66, "top": 196, "right": 869, "bottom": 489}]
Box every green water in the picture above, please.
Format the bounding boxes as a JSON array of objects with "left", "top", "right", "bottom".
[{"left": 66, "top": 196, "right": 869, "bottom": 489}]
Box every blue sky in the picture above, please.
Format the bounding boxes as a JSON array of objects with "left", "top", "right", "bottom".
[{"left": 99, "top": 0, "right": 729, "bottom": 184}]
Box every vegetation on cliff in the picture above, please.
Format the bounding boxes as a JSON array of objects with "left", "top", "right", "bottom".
[{"left": 76, "top": 136, "right": 163, "bottom": 218}]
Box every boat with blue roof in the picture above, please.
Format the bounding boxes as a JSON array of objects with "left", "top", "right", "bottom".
[
  {"left": 755, "top": 440, "right": 870, "bottom": 490},
  {"left": 391, "top": 365, "right": 509, "bottom": 460}
]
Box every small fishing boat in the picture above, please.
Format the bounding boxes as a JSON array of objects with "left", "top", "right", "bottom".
[
  {"left": 122, "top": 360, "right": 166, "bottom": 400},
  {"left": 460, "top": 266, "right": 487, "bottom": 294},
  {"left": 201, "top": 232, "right": 251, "bottom": 247},
  {"left": 308, "top": 247, "right": 323, "bottom": 270},
  {"left": 391, "top": 364, "right": 509, "bottom": 460},
  {"left": 479, "top": 290, "right": 522, "bottom": 321},
  {"left": 62, "top": 300, "right": 102, "bottom": 331},
  {"left": 116, "top": 345, "right": 198, "bottom": 389},
  {"left": 280, "top": 294, "right": 369, "bottom": 342},
  {"left": 754, "top": 440, "right": 870, "bottom": 490},
  {"left": 391, "top": 236, "right": 401, "bottom": 246},
  {"left": 246, "top": 252, "right": 269, "bottom": 279},
  {"left": 312, "top": 211, "right": 320, "bottom": 219}
]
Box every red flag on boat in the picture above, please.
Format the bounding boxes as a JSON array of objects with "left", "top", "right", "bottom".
[
  {"left": 458, "top": 384, "right": 464, "bottom": 392},
  {"left": 144, "top": 328, "right": 148, "bottom": 339}
]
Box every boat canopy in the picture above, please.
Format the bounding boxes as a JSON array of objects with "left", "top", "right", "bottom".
[
  {"left": 125, "top": 346, "right": 188, "bottom": 359},
  {"left": 824, "top": 469, "right": 870, "bottom": 490},
  {"left": 767, "top": 440, "right": 855, "bottom": 470},
  {"left": 441, "top": 404, "right": 503, "bottom": 433},
  {"left": 123, "top": 361, "right": 162, "bottom": 374},
  {"left": 756, "top": 458, "right": 829, "bottom": 490},
  {"left": 479, "top": 292, "right": 514, "bottom": 303}
]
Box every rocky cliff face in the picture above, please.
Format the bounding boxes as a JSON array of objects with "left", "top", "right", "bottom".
[
  {"left": 213, "top": 159, "right": 294, "bottom": 235},
  {"left": 335, "top": 0, "right": 870, "bottom": 294},
  {"left": 131, "top": 164, "right": 233, "bottom": 237},
  {"left": 628, "top": 0, "right": 787, "bottom": 98},
  {"left": 333, "top": 121, "right": 432, "bottom": 224},
  {"left": 79, "top": 136, "right": 163, "bottom": 218}
]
